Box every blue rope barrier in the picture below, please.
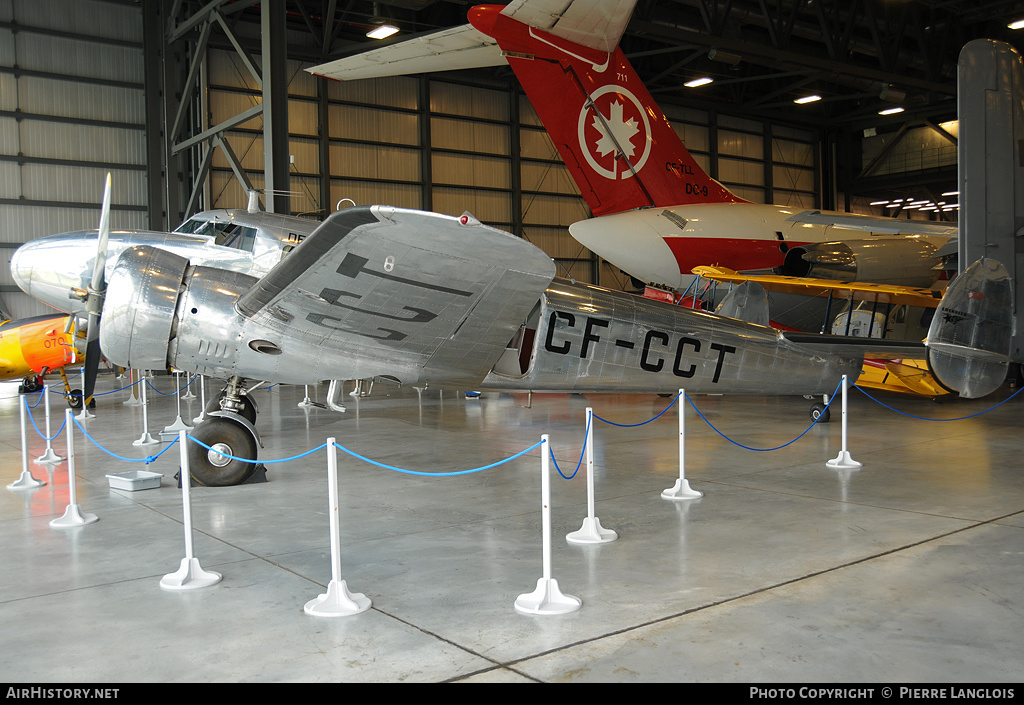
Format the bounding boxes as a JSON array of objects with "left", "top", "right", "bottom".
[
  {"left": 686, "top": 378, "right": 844, "bottom": 452},
  {"left": 60, "top": 376, "right": 142, "bottom": 398},
  {"left": 145, "top": 374, "right": 197, "bottom": 397},
  {"left": 23, "top": 397, "right": 67, "bottom": 442},
  {"left": 186, "top": 436, "right": 328, "bottom": 464},
  {"left": 332, "top": 439, "right": 543, "bottom": 476},
  {"left": 852, "top": 382, "right": 1024, "bottom": 421},
  {"left": 593, "top": 391, "right": 682, "bottom": 427},
  {"left": 548, "top": 413, "right": 591, "bottom": 480},
  {"left": 71, "top": 415, "right": 179, "bottom": 465}
]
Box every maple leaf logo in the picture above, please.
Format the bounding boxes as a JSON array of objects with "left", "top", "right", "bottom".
[{"left": 591, "top": 100, "right": 639, "bottom": 160}]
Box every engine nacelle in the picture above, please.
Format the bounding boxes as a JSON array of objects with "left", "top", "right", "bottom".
[
  {"left": 100, "top": 245, "right": 258, "bottom": 373},
  {"left": 100, "top": 246, "right": 189, "bottom": 371},
  {"left": 779, "top": 237, "right": 939, "bottom": 287}
]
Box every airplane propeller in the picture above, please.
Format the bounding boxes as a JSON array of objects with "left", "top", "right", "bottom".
[{"left": 81, "top": 174, "right": 112, "bottom": 411}]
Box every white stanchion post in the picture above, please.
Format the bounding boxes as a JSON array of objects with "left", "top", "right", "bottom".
[
  {"left": 161, "top": 371, "right": 192, "bottom": 438},
  {"left": 827, "top": 375, "right": 862, "bottom": 469},
  {"left": 515, "top": 435, "right": 581, "bottom": 615},
  {"left": 298, "top": 385, "right": 314, "bottom": 408},
  {"left": 193, "top": 375, "right": 207, "bottom": 424},
  {"left": 8, "top": 398, "right": 46, "bottom": 491},
  {"left": 34, "top": 385, "right": 63, "bottom": 464},
  {"left": 181, "top": 373, "right": 196, "bottom": 400},
  {"left": 305, "top": 438, "right": 371, "bottom": 617},
  {"left": 133, "top": 372, "right": 159, "bottom": 446},
  {"left": 123, "top": 369, "right": 143, "bottom": 407},
  {"left": 160, "top": 430, "right": 222, "bottom": 590},
  {"left": 51, "top": 409, "right": 97, "bottom": 528},
  {"left": 567, "top": 408, "right": 616, "bottom": 544},
  {"left": 662, "top": 389, "right": 702, "bottom": 500}
]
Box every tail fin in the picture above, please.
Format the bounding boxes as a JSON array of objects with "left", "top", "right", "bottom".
[
  {"left": 468, "top": 5, "right": 744, "bottom": 216},
  {"left": 926, "top": 258, "right": 1013, "bottom": 398}
]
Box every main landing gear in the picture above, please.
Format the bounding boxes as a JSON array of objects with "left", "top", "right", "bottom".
[{"left": 188, "top": 376, "right": 262, "bottom": 487}]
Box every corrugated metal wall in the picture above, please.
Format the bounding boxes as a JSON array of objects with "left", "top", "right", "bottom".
[
  {"left": 206, "top": 52, "right": 818, "bottom": 291},
  {"left": 0, "top": 0, "right": 146, "bottom": 319}
]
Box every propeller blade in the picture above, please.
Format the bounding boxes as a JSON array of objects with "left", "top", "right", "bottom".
[{"left": 82, "top": 173, "right": 112, "bottom": 410}]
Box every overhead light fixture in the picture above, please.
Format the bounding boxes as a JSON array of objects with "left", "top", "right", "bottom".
[
  {"left": 708, "top": 48, "right": 742, "bottom": 66},
  {"left": 367, "top": 23, "right": 399, "bottom": 39},
  {"left": 794, "top": 94, "right": 821, "bottom": 104},
  {"left": 684, "top": 77, "right": 713, "bottom": 88},
  {"left": 942, "top": 190, "right": 959, "bottom": 196},
  {"left": 1009, "top": 19, "right": 1024, "bottom": 29},
  {"left": 878, "top": 107, "right": 904, "bottom": 115}
]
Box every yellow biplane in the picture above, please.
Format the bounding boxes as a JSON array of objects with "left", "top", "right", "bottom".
[{"left": 689, "top": 266, "right": 951, "bottom": 400}]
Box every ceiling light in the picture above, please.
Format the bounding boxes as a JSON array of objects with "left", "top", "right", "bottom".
[
  {"left": 794, "top": 95, "right": 821, "bottom": 104},
  {"left": 878, "top": 107, "right": 904, "bottom": 115},
  {"left": 1009, "top": 19, "right": 1024, "bottom": 29},
  {"left": 367, "top": 23, "right": 399, "bottom": 39},
  {"left": 870, "top": 200, "right": 889, "bottom": 205},
  {"left": 685, "top": 77, "right": 713, "bottom": 88},
  {"left": 942, "top": 190, "right": 959, "bottom": 196},
  {"left": 708, "top": 49, "right": 742, "bottom": 66}
]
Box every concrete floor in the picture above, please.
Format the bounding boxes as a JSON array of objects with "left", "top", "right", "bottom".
[{"left": 1, "top": 373, "right": 1022, "bottom": 683}]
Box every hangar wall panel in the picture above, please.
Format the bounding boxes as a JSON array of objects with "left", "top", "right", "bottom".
[{"left": 0, "top": 0, "right": 145, "bottom": 319}]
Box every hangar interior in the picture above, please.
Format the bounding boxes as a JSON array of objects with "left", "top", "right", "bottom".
[{"left": 1, "top": 0, "right": 1023, "bottom": 684}]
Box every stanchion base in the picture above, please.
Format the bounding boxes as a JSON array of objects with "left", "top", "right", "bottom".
[
  {"left": 7, "top": 471, "right": 46, "bottom": 491},
  {"left": 50, "top": 504, "right": 98, "bottom": 528},
  {"left": 35, "top": 449, "right": 64, "bottom": 465},
  {"left": 133, "top": 433, "right": 161, "bottom": 447},
  {"left": 514, "top": 577, "right": 581, "bottom": 615},
  {"left": 304, "top": 579, "right": 372, "bottom": 617},
  {"left": 159, "top": 557, "right": 222, "bottom": 591},
  {"left": 826, "top": 451, "right": 862, "bottom": 469},
  {"left": 161, "top": 416, "right": 192, "bottom": 434},
  {"left": 661, "top": 478, "right": 703, "bottom": 501},
  {"left": 123, "top": 397, "right": 143, "bottom": 407},
  {"left": 75, "top": 409, "right": 95, "bottom": 421},
  {"left": 566, "top": 516, "right": 618, "bottom": 544}
]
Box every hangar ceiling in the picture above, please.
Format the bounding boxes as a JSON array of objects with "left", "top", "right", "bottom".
[{"left": 174, "top": 0, "right": 1024, "bottom": 210}]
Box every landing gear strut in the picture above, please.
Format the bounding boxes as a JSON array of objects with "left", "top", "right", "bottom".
[{"left": 188, "top": 376, "right": 262, "bottom": 486}]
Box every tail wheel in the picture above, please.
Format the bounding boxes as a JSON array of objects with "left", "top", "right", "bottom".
[
  {"left": 67, "top": 389, "right": 83, "bottom": 409},
  {"left": 810, "top": 402, "right": 830, "bottom": 423},
  {"left": 187, "top": 418, "right": 259, "bottom": 487}
]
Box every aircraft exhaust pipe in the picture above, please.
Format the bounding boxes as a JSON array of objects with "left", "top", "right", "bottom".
[{"left": 779, "top": 239, "right": 939, "bottom": 287}]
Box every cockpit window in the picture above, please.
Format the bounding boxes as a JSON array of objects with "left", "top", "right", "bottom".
[{"left": 213, "top": 224, "right": 257, "bottom": 252}]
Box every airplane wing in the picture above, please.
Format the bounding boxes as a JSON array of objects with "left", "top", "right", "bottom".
[
  {"left": 307, "top": 0, "right": 638, "bottom": 80},
  {"left": 692, "top": 265, "right": 945, "bottom": 308},
  {"left": 233, "top": 206, "right": 557, "bottom": 386},
  {"left": 785, "top": 210, "right": 957, "bottom": 238},
  {"left": 308, "top": 25, "right": 504, "bottom": 81}
]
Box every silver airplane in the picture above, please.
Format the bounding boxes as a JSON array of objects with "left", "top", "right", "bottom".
[{"left": 82, "top": 206, "right": 1018, "bottom": 485}]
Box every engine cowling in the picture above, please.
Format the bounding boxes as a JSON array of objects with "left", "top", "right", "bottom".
[
  {"left": 100, "top": 245, "right": 189, "bottom": 371},
  {"left": 100, "top": 245, "right": 259, "bottom": 374},
  {"left": 779, "top": 237, "right": 940, "bottom": 287}
]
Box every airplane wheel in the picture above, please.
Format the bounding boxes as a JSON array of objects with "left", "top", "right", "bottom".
[
  {"left": 205, "top": 392, "right": 257, "bottom": 424},
  {"left": 66, "top": 389, "right": 83, "bottom": 409},
  {"left": 187, "top": 418, "right": 258, "bottom": 487},
  {"left": 810, "top": 403, "right": 830, "bottom": 423}
]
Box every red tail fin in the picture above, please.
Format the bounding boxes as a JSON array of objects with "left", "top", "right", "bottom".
[{"left": 470, "top": 5, "right": 745, "bottom": 216}]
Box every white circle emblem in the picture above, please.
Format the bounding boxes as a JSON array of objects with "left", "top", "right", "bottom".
[{"left": 577, "top": 85, "right": 652, "bottom": 180}]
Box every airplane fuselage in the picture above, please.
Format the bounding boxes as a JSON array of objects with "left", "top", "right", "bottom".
[{"left": 568, "top": 203, "right": 953, "bottom": 291}]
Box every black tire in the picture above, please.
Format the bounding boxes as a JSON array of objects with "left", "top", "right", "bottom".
[
  {"left": 187, "top": 418, "right": 259, "bottom": 487},
  {"left": 810, "top": 402, "right": 830, "bottom": 423},
  {"left": 205, "top": 392, "right": 257, "bottom": 424},
  {"left": 66, "top": 389, "right": 83, "bottom": 409}
]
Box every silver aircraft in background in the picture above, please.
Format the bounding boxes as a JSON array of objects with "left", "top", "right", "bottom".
[{"left": 13, "top": 196, "right": 1009, "bottom": 487}]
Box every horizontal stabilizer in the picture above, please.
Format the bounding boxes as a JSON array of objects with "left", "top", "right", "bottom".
[{"left": 926, "top": 258, "right": 1013, "bottom": 398}]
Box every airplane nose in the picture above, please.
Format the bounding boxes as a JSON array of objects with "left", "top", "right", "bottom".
[{"left": 9, "top": 232, "right": 96, "bottom": 313}]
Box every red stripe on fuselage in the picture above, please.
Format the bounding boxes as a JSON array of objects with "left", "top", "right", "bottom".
[{"left": 663, "top": 236, "right": 811, "bottom": 273}]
